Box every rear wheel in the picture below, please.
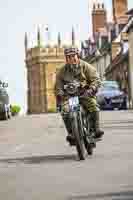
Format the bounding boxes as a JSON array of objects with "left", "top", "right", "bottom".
[
  {"left": 72, "top": 112, "right": 85, "bottom": 160},
  {"left": 84, "top": 139, "right": 93, "bottom": 155}
]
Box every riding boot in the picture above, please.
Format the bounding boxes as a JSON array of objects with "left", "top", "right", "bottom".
[
  {"left": 90, "top": 111, "right": 104, "bottom": 139},
  {"left": 62, "top": 114, "right": 75, "bottom": 144},
  {"left": 87, "top": 113, "right": 94, "bottom": 134},
  {"left": 84, "top": 112, "right": 95, "bottom": 148}
]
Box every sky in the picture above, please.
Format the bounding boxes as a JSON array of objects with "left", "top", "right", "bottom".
[{"left": 0, "top": 0, "right": 132, "bottom": 114}]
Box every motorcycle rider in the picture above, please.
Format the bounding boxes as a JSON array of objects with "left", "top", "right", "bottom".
[{"left": 55, "top": 47, "right": 104, "bottom": 143}]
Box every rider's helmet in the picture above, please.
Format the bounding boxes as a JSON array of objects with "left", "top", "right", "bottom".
[{"left": 64, "top": 47, "right": 79, "bottom": 56}]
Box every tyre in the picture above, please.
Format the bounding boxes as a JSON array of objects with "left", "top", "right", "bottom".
[
  {"left": 72, "top": 112, "right": 85, "bottom": 160},
  {"left": 8, "top": 112, "right": 11, "bottom": 119},
  {"left": 120, "top": 100, "right": 127, "bottom": 110},
  {"left": 81, "top": 112, "right": 94, "bottom": 155},
  {"left": 7, "top": 110, "right": 11, "bottom": 119},
  {"left": 3, "top": 111, "right": 8, "bottom": 120},
  {"left": 84, "top": 140, "right": 93, "bottom": 155}
]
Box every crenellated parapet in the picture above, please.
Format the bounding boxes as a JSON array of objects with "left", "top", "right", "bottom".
[
  {"left": 92, "top": 2, "right": 105, "bottom": 12},
  {"left": 25, "top": 45, "right": 68, "bottom": 66},
  {"left": 25, "top": 27, "right": 77, "bottom": 65}
]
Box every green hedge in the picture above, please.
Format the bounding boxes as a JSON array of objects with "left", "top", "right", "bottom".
[{"left": 11, "top": 105, "right": 21, "bottom": 116}]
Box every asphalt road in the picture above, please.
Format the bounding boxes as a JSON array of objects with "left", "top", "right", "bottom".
[{"left": 0, "top": 111, "right": 133, "bottom": 200}]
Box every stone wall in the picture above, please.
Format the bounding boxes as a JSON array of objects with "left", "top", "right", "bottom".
[{"left": 25, "top": 46, "right": 65, "bottom": 114}]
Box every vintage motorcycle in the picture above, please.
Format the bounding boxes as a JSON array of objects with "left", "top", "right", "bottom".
[{"left": 61, "top": 80, "right": 96, "bottom": 160}]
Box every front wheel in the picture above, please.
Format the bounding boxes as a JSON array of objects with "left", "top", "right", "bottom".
[
  {"left": 81, "top": 111, "right": 94, "bottom": 155},
  {"left": 72, "top": 112, "right": 85, "bottom": 160}
]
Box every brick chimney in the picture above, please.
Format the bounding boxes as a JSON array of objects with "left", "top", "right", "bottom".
[{"left": 92, "top": 2, "right": 107, "bottom": 40}]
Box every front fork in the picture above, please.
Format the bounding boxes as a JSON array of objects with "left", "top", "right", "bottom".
[{"left": 68, "top": 110, "right": 83, "bottom": 140}]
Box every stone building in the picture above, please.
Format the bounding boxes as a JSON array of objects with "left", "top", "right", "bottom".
[
  {"left": 104, "top": 0, "right": 129, "bottom": 83},
  {"left": 126, "top": 12, "right": 133, "bottom": 107},
  {"left": 25, "top": 28, "right": 75, "bottom": 114},
  {"left": 84, "top": 44, "right": 111, "bottom": 81},
  {"left": 105, "top": 14, "right": 133, "bottom": 98},
  {"left": 105, "top": 50, "right": 129, "bottom": 93}
]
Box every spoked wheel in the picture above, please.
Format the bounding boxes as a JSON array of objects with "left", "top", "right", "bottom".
[
  {"left": 72, "top": 112, "right": 85, "bottom": 160},
  {"left": 81, "top": 111, "right": 94, "bottom": 155}
]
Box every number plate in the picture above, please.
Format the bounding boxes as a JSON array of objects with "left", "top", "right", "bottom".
[{"left": 69, "top": 96, "right": 79, "bottom": 107}]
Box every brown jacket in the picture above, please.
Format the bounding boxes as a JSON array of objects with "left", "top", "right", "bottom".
[{"left": 55, "top": 59, "right": 101, "bottom": 96}]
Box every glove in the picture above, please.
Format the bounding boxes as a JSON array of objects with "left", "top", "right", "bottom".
[
  {"left": 57, "top": 90, "right": 64, "bottom": 97},
  {"left": 57, "top": 90, "right": 64, "bottom": 102}
]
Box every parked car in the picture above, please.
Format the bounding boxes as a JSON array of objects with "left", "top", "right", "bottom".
[
  {"left": 96, "top": 81, "right": 127, "bottom": 110},
  {"left": 0, "top": 86, "right": 11, "bottom": 120}
]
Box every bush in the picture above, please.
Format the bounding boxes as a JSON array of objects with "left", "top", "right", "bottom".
[
  {"left": 11, "top": 105, "right": 21, "bottom": 116},
  {"left": 47, "top": 107, "right": 57, "bottom": 113}
]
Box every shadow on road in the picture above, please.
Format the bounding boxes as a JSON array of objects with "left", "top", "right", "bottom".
[
  {"left": 0, "top": 154, "right": 78, "bottom": 164},
  {"left": 69, "top": 190, "right": 133, "bottom": 200}
]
